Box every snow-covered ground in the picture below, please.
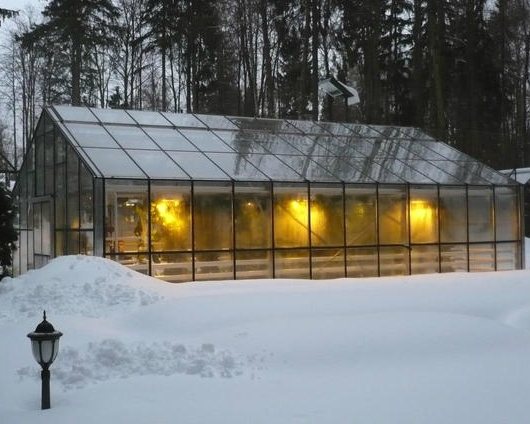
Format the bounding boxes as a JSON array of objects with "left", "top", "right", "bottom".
[{"left": 1, "top": 243, "right": 530, "bottom": 424}]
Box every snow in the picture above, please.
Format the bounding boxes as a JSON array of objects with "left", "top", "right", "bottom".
[{"left": 1, "top": 242, "right": 530, "bottom": 423}]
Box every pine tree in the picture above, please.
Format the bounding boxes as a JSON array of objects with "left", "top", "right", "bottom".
[
  {"left": 0, "top": 183, "right": 17, "bottom": 280},
  {"left": 22, "top": 0, "right": 118, "bottom": 106}
]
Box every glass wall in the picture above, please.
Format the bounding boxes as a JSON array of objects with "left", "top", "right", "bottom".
[{"left": 98, "top": 181, "right": 523, "bottom": 282}]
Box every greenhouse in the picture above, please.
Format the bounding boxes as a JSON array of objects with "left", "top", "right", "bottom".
[{"left": 12, "top": 105, "right": 525, "bottom": 282}]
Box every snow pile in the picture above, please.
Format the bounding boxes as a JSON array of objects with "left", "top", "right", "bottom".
[
  {"left": 0, "top": 255, "right": 163, "bottom": 320},
  {"left": 17, "top": 339, "right": 256, "bottom": 389}
]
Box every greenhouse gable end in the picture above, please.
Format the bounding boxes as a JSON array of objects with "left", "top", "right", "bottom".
[{"left": 13, "top": 105, "right": 525, "bottom": 281}]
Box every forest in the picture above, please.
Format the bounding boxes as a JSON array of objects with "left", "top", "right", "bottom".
[{"left": 0, "top": 0, "right": 529, "bottom": 172}]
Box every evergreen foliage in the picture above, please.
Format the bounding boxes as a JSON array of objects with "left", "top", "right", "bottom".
[{"left": 0, "top": 183, "right": 17, "bottom": 280}]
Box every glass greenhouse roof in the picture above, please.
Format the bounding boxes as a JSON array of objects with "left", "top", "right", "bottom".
[{"left": 48, "top": 105, "right": 514, "bottom": 185}]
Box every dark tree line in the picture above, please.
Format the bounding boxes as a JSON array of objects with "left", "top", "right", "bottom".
[{"left": 2, "top": 0, "right": 530, "bottom": 170}]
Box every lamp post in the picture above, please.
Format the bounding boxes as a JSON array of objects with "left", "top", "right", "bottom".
[{"left": 27, "top": 311, "right": 63, "bottom": 410}]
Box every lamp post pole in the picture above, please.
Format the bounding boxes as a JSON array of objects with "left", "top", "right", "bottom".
[
  {"left": 27, "top": 311, "right": 63, "bottom": 410},
  {"left": 41, "top": 367, "right": 51, "bottom": 410}
]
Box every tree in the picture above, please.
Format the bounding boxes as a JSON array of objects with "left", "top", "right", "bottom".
[
  {"left": 0, "top": 183, "right": 17, "bottom": 280},
  {"left": 22, "top": 0, "right": 118, "bottom": 106}
]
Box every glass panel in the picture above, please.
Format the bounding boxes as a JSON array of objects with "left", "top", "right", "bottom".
[
  {"left": 194, "top": 114, "right": 238, "bottom": 130},
  {"left": 105, "top": 125, "right": 158, "bottom": 149},
  {"left": 441, "top": 244, "right": 468, "bottom": 272},
  {"left": 83, "top": 148, "right": 145, "bottom": 178},
  {"left": 347, "top": 247, "right": 378, "bottom": 277},
  {"left": 195, "top": 251, "right": 233, "bottom": 281},
  {"left": 495, "top": 186, "right": 519, "bottom": 241},
  {"left": 410, "top": 245, "right": 439, "bottom": 274},
  {"left": 249, "top": 133, "right": 304, "bottom": 155},
  {"left": 33, "top": 203, "right": 41, "bottom": 254},
  {"left": 162, "top": 112, "right": 206, "bottom": 128},
  {"left": 90, "top": 107, "right": 136, "bottom": 124},
  {"left": 234, "top": 183, "right": 272, "bottom": 249},
  {"left": 236, "top": 250, "right": 273, "bottom": 279},
  {"left": 80, "top": 163, "right": 93, "bottom": 229},
  {"left": 287, "top": 119, "right": 328, "bottom": 135},
  {"left": 312, "top": 249, "right": 345, "bottom": 279},
  {"left": 143, "top": 127, "right": 198, "bottom": 151},
  {"left": 214, "top": 129, "right": 276, "bottom": 154},
  {"left": 274, "top": 184, "right": 309, "bottom": 248},
  {"left": 128, "top": 150, "right": 189, "bottom": 179},
  {"left": 55, "top": 163, "right": 66, "bottom": 229},
  {"left": 496, "top": 242, "right": 520, "bottom": 271},
  {"left": 67, "top": 145, "right": 80, "bottom": 229},
  {"left": 55, "top": 230, "right": 65, "bottom": 256},
  {"left": 378, "top": 186, "right": 407, "bottom": 245},
  {"left": 469, "top": 243, "right": 495, "bottom": 272},
  {"left": 35, "top": 136, "right": 44, "bottom": 196},
  {"left": 151, "top": 253, "right": 192, "bottom": 283},
  {"left": 193, "top": 183, "right": 232, "bottom": 250},
  {"left": 310, "top": 184, "right": 344, "bottom": 247},
  {"left": 45, "top": 132, "right": 54, "bottom": 195},
  {"left": 317, "top": 122, "right": 355, "bottom": 136},
  {"left": 205, "top": 153, "right": 269, "bottom": 180},
  {"left": 105, "top": 180, "right": 148, "bottom": 253},
  {"left": 379, "top": 246, "right": 409, "bottom": 276},
  {"left": 179, "top": 129, "right": 234, "bottom": 152},
  {"left": 230, "top": 116, "right": 300, "bottom": 133},
  {"left": 439, "top": 186, "right": 467, "bottom": 243},
  {"left": 64, "top": 123, "right": 119, "bottom": 148},
  {"left": 166, "top": 151, "right": 229, "bottom": 179},
  {"left": 274, "top": 249, "right": 310, "bottom": 278},
  {"left": 112, "top": 254, "right": 149, "bottom": 275},
  {"left": 343, "top": 123, "right": 383, "bottom": 137},
  {"left": 345, "top": 185, "right": 377, "bottom": 245},
  {"left": 401, "top": 160, "right": 460, "bottom": 184},
  {"left": 274, "top": 155, "right": 339, "bottom": 181},
  {"left": 288, "top": 135, "right": 337, "bottom": 156},
  {"left": 242, "top": 154, "right": 303, "bottom": 181},
  {"left": 66, "top": 230, "right": 80, "bottom": 254},
  {"left": 150, "top": 182, "right": 192, "bottom": 251},
  {"left": 41, "top": 202, "right": 51, "bottom": 255},
  {"left": 53, "top": 105, "right": 97, "bottom": 122},
  {"left": 80, "top": 230, "right": 93, "bottom": 255},
  {"left": 468, "top": 187, "right": 494, "bottom": 242},
  {"left": 409, "top": 187, "right": 438, "bottom": 243},
  {"left": 56, "top": 133, "right": 66, "bottom": 163},
  {"left": 127, "top": 110, "right": 172, "bottom": 126}
]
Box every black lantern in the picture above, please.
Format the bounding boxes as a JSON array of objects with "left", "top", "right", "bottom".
[{"left": 27, "top": 311, "right": 63, "bottom": 410}]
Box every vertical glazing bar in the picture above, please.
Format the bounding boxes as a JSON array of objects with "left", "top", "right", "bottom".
[
  {"left": 191, "top": 180, "right": 196, "bottom": 281},
  {"left": 406, "top": 183, "right": 412, "bottom": 275},
  {"left": 231, "top": 180, "right": 236, "bottom": 280},
  {"left": 270, "top": 182, "right": 276, "bottom": 278},
  {"left": 342, "top": 182, "right": 347, "bottom": 277},
  {"left": 437, "top": 184, "right": 441, "bottom": 273},
  {"left": 147, "top": 179, "right": 152, "bottom": 277},
  {"left": 52, "top": 125, "right": 56, "bottom": 258},
  {"left": 307, "top": 182, "right": 312, "bottom": 279},
  {"left": 77, "top": 154, "right": 81, "bottom": 253},
  {"left": 465, "top": 184, "right": 470, "bottom": 272},
  {"left": 517, "top": 184, "right": 526, "bottom": 269},
  {"left": 376, "top": 183, "right": 381, "bottom": 277},
  {"left": 102, "top": 179, "right": 107, "bottom": 257},
  {"left": 492, "top": 185, "right": 497, "bottom": 271}
]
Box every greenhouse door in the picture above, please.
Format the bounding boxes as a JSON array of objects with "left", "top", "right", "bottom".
[{"left": 33, "top": 198, "right": 53, "bottom": 269}]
